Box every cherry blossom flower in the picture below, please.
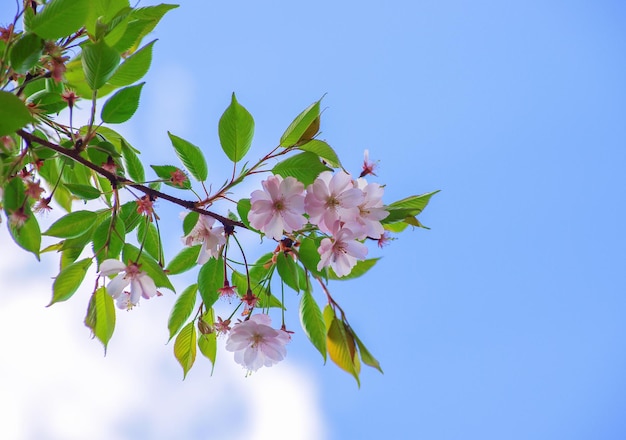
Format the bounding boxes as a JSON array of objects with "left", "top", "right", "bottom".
[
  {"left": 218, "top": 280, "right": 238, "bottom": 301},
  {"left": 169, "top": 169, "right": 187, "bottom": 187},
  {"left": 359, "top": 149, "right": 378, "bottom": 178},
  {"left": 352, "top": 178, "right": 388, "bottom": 240},
  {"left": 98, "top": 259, "right": 158, "bottom": 309},
  {"left": 225, "top": 314, "right": 291, "bottom": 372},
  {"left": 317, "top": 224, "right": 368, "bottom": 277},
  {"left": 305, "top": 171, "right": 363, "bottom": 234},
  {"left": 248, "top": 175, "right": 307, "bottom": 240},
  {"left": 182, "top": 214, "right": 226, "bottom": 264}
]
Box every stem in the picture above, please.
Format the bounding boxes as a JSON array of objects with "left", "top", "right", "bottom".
[{"left": 17, "top": 130, "right": 245, "bottom": 229}]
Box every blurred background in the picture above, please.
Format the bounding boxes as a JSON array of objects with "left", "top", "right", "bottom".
[{"left": 1, "top": 0, "right": 625, "bottom": 439}]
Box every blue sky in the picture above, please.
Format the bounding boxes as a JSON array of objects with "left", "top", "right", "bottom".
[{"left": 1, "top": 0, "right": 626, "bottom": 439}]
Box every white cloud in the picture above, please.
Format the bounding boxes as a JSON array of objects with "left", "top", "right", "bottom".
[{"left": 0, "top": 234, "right": 326, "bottom": 440}]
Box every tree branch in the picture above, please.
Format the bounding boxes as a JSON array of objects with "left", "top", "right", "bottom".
[{"left": 17, "top": 129, "right": 246, "bottom": 229}]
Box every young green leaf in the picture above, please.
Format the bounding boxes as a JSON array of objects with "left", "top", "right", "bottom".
[
  {"left": 328, "top": 258, "right": 380, "bottom": 280},
  {"left": 298, "top": 139, "right": 342, "bottom": 168},
  {"left": 197, "top": 257, "right": 224, "bottom": 309},
  {"left": 137, "top": 220, "right": 161, "bottom": 262},
  {"left": 44, "top": 210, "right": 97, "bottom": 238},
  {"left": 182, "top": 211, "right": 199, "bottom": 236},
  {"left": 82, "top": 41, "right": 121, "bottom": 90},
  {"left": 280, "top": 100, "right": 321, "bottom": 147},
  {"left": 122, "top": 243, "right": 175, "bottom": 292},
  {"left": 0, "top": 91, "right": 34, "bottom": 136},
  {"left": 324, "top": 307, "right": 361, "bottom": 386},
  {"left": 165, "top": 245, "right": 201, "bottom": 275},
  {"left": 92, "top": 216, "right": 126, "bottom": 265},
  {"left": 272, "top": 151, "right": 331, "bottom": 186},
  {"left": 297, "top": 236, "right": 323, "bottom": 276},
  {"left": 276, "top": 253, "right": 300, "bottom": 292},
  {"left": 29, "top": 0, "right": 91, "bottom": 40},
  {"left": 63, "top": 183, "right": 102, "bottom": 200},
  {"left": 168, "top": 284, "right": 198, "bottom": 341},
  {"left": 299, "top": 289, "right": 327, "bottom": 361},
  {"left": 218, "top": 93, "right": 254, "bottom": 163},
  {"left": 174, "top": 321, "right": 196, "bottom": 379},
  {"left": 121, "top": 139, "right": 145, "bottom": 182},
  {"left": 94, "top": 286, "right": 116, "bottom": 354},
  {"left": 383, "top": 190, "right": 440, "bottom": 224},
  {"left": 9, "top": 32, "right": 44, "bottom": 74},
  {"left": 352, "top": 330, "right": 383, "bottom": 374},
  {"left": 119, "top": 200, "right": 142, "bottom": 233},
  {"left": 101, "top": 83, "right": 144, "bottom": 123},
  {"left": 150, "top": 165, "right": 191, "bottom": 189},
  {"left": 167, "top": 132, "right": 208, "bottom": 181},
  {"left": 236, "top": 198, "right": 253, "bottom": 229},
  {"left": 198, "top": 307, "right": 217, "bottom": 372},
  {"left": 8, "top": 213, "right": 41, "bottom": 260},
  {"left": 49, "top": 258, "right": 92, "bottom": 306},
  {"left": 108, "top": 40, "right": 156, "bottom": 87}
]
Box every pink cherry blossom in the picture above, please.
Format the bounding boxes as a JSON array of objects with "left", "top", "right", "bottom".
[
  {"left": 225, "top": 314, "right": 291, "bottom": 372},
  {"left": 305, "top": 171, "right": 363, "bottom": 234},
  {"left": 98, "top": 259, "right": 158, "bottom": 309},
  {"left": 182, "top": 214, "right": 226, "bottom": 264},
  {"left": 317, "top": 224, "right": 368, "bottom": 277},
  {"left": 352, "top": 178, "right": 389, "bottom": 240},
  {"left": 248, "top": 175, "right": 306, "bottom": 240}
]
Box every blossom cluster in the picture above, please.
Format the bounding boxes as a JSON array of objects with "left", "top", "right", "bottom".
[{"left": 248, "top": 170, "right": 388, "bottom": 277}]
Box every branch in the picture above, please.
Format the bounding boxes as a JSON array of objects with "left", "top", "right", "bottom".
[{"left": 17, "top": 129, "right": 246, "bottom": 229}]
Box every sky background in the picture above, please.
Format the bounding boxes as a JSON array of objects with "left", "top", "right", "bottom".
[{"left": 1, "top": 0, "right": 626, "bottom": 439}]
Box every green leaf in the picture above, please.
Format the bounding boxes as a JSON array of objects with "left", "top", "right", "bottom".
[
  {"left": 82, "top": 41, "right": 121, "bottom": 91},
  {"left": 273, "top": 151, "right": 331, "bottom": 186},
  {"left": 197, "top": 257, "right": 224, "bottom": 309},
  {"left": 298, "top": 236, "right": 323, "bottom": 276},
  {"left": 9, "top": 32, "right": 44, "bottom": 74},
  {"left": 94, "top": 286, "right": 116, "bottom": 354},
  {"left": 49, "top": 258, "right": 92, "bottom": 306},
  {"left": 324, "top": 306, "right": 360, "bottom": 386},
  {"left": 108, "top": 40, "right": 156, "bottom": 87},
  {"left": 137, "top": 220, "right": 161, "bottom": 262},
  {"left": 8, "top": 213, "right": 41, "bottom": 260},
  {"left": 299, "top": 289, "right": 327, "bottom": 361},
  {"left": 150, "top": 165, "right": 191, "bottom": 189},
  {"left": 328, "top": 258, "right": 380, "bottom": 280},
  {"left": 85, "top": 0, "right": 130, "bottom": 34},
  {"left": 353, "top": 330, "right": 383, "bottom": 374},
  {"left": 101, "top": 83, "right": 144, "bottom": 123},
  {"left": 0, "top": 91, "right": 33, "bottom": 136},
  {"left": 231, "top": 271, "right": 284, "bottom": 309},
  {"left": 236, "top": 198, "right": 256, "bottom": 231},
  {"left": 174, "top": 321, "right": 196, "bottom": 379},
  {"left": 168, "top": 284, "right": 198, "bottom": 341},
  {"left": 218, "top": 93, "right": 254, "bottom": 163},
  {"left": 298, "top": 140, "right": 342, "bottom": 168},
  {"left": 383, "top": 190, "right": 440, "bottom": 224},
  {"left": 120, "top": 139, "right": 145, "bottom": 182},
  {"left": 167, "top": 132, "right": 208, "bottom": 182},
  {"left": 198, "top": 332, "right": 217, "bottom": 371},
  {"left": 29, "top": 0, "right": 91, "bottom": 40},
  {"left": 92, "top": 215, "right": 126, "bottom": 265},
  {"left": 63, "top": 183, "right": 102, "bottom": 200},
  {"left": 166, "top": 245, "right": 201, "bottom": 275},
  {"left": 182, "top": 211, "right": 199, "bottom": 236},
  {"left": 111, "top": 4, "right": 177, "bottom": 53},
  {"left": 44, "top": 210, "right": 97, "bottom": 238},
  {"left": 198, "top": 308, "right": 217, "bottom": 373},
  {"left": 119, "top": 200, "right": 142, "bottom": 233},
  {"left": 122, "top": 243, "right": 175, "bottom": 292},
  {"left": 280, "top": 100, "right": 321, "bottom": 147},
  {"left": 276, "top": 253, "right": 300, "bottom": 292}
]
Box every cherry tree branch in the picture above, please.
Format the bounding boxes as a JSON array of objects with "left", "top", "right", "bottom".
[{"left": 17, "top": 129, "right": 246, "bottom": 229}]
